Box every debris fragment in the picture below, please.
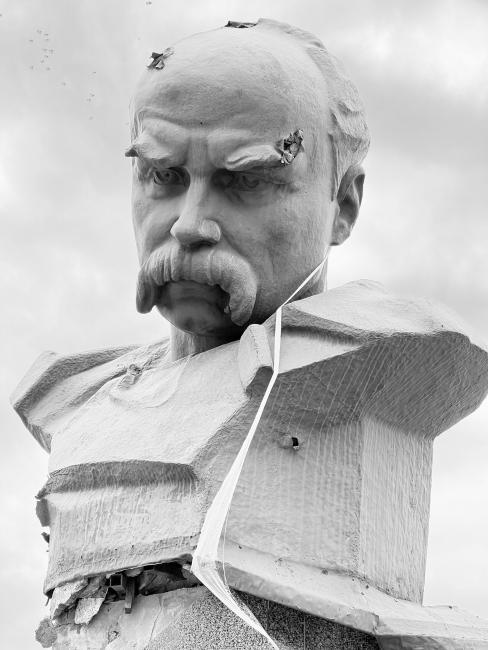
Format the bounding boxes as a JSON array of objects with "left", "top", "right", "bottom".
[
  {"left": 80, "top": 575, "right": 107, "bottom": 598},
  {"left": 280, "top": 129, "right": 304, "bottom": 165},
  {"left": 35, "top": 617, "right": 57, "bottom": 648},
  {"left": 74, "top": 596, "right": 106, "bottom": 625},
  {"left": 50, "top": 578, "right": 88, "bottom": 620},
  {"left": 147, "top": 47, "right": 174, "bottom": 70}
]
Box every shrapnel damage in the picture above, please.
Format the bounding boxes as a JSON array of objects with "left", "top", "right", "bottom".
[
  {"left": 280, "top": 129, "right": 304, "bottom": 165},
  {"left": 47, "top": 561, "right": 201, "bottom": 629}
]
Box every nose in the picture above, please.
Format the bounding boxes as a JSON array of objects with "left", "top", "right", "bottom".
[{"left": 170, "top": 178, "right": 221, "bottom": 248}]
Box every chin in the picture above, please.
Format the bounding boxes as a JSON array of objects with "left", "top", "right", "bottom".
[
  {"left": 156, "top": 281, "right": 245, "bottom": 339},
  {"left": 156, "top": 303, "right": 241, "bottom": 339}
]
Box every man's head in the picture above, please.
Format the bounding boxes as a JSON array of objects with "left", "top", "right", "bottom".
[{"left": 128, "top": 19, "right": 369, "bottom": 339}]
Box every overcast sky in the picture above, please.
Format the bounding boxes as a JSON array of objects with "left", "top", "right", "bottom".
[{"left": 1, "top": 1, "right": 487, "bottom": 648}]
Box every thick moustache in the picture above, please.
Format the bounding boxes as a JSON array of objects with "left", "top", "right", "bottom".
[{"left": 136, "top": 243, "right": 258, "bottom": 326}]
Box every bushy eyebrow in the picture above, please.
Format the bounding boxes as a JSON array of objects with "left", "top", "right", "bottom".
[
  {"left": 223, "top": 144, "right": 284, "bottom": 172},
  {"left": 125, "top": 131, "right": 303, "bottom": 172},
  {"left": 124, "top": 143, "right": 180, "bottom": 170}
]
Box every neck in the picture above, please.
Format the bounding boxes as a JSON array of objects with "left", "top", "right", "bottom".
[{"left": 170, "top": 327, "right": 235, "bottom": 360}]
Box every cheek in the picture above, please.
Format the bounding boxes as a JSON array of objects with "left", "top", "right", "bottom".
[
  {"left": 131, "top": 187, "right": 147, "bottom": 261},
  {"left": 131, "top": 186, "right": 176, "bottom": 258},
  {"left": 266, "top": 192, "right": 328, "bottom": 262}
]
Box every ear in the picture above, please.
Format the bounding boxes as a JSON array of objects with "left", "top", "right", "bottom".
[{"left": 330, "top": 165, "right": 365, "bottom": 246}]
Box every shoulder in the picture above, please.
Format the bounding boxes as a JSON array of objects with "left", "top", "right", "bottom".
[
  {"left": 273, "top": 280, "right": 488, "bottom": 436},
  {"left": 10, "top": 339, "right": 169, "bottom": 451},
  {"left": 287, "top": 279, "right": 485, "bottom": 342}
]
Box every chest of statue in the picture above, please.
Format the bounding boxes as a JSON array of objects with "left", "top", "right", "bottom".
[{"left": 14, "top": 282, "right": 488, "bottom": 610}]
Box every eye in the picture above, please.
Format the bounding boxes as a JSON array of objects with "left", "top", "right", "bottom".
[
  {"left": 235, "top": 173, "right": 262, "bottom": 190},
  {"left": 152, "top": 168, "right": 186, "bottom": 186},
  {"left": 217, "top": 171, "right": 267, "bottom": 192}
]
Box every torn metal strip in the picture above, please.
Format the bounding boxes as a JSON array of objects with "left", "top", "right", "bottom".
[
  {"left": 147, "top": 47, "right": 174, "bottom": 70},
  {"left": 226, "top": 21, "right": 257, "bottom": 29}
]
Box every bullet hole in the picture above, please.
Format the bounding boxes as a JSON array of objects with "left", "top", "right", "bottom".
[{"left": 279, "top": 434, "right": 301, "bottom": 450}]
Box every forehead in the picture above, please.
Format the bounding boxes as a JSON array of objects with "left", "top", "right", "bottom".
[{"left": 131, "top": 27, "right": 330, "bottom": 163}]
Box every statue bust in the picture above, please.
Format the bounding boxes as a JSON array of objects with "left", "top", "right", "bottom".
[{"left": 12, "top": 19, "right": 488, "bottom": 650}]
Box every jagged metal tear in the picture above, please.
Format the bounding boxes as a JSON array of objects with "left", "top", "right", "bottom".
[{"left": 191, "top": 251, "right": 329, "bottom": 649}]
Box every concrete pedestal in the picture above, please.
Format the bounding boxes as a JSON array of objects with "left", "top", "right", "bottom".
[
  {"left": 46, "top": 587, "right": 379, "bottom": 649},
  {"left": 148, "top": 589, "right": 380, "bottom": 650}
]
